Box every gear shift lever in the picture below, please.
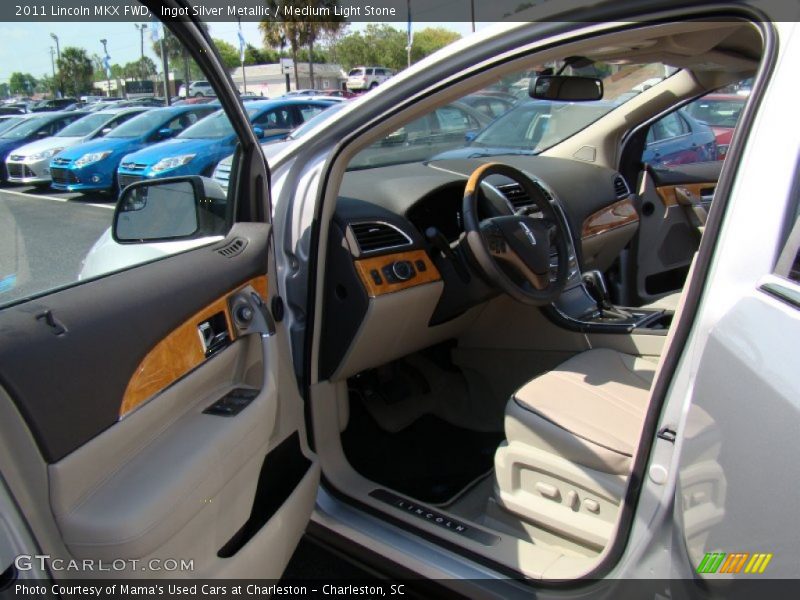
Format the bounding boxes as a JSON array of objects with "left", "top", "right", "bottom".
[
  {"left": 583, "top": 270, "right": 613, "bottom": 310},
  {"left": 583, "top": 270, "right": 633, "bottom": 319}
]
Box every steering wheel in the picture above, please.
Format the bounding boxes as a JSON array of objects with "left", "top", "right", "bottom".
[{"left": 462, "top": 162, "right": 569, "bottom": 306}]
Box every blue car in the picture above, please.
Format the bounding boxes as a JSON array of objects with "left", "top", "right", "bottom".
[
  {"left": 0, "top": 111, "right": 88, "bottom": 182},
  {"left": 642, "top": 109, "right": 718, "bottom": 167},
  {"left": 50, "top": 105, "right": 218, "bottom": 194},
  {"left": 116, "top": 98, "right": 336, "bottom": 187}
]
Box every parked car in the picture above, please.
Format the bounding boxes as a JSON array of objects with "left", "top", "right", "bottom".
[
  {"left": 29, "top": 98, "right": 80, "bottom": 112},
  {"left": 459, "top": 93, "right": 516, "bottom": 119},
  {"left": 319, "top": 88, "right": 357, "bottom": 98},
  {"left": 178, "top": 80, "right": 215, "bottom": 98},
  {"left": 0, "top": 115, "right": 28, "bottom": 135},
  {"left": 49, "top": 104, "right": 217, "bottom": 194},
  {"left": 642, "top": 109, "right": 718, "bottom": 166},
  {"left": 211, "top": 102, "right": 348, "bottom": 194},
  {"left": 346, "top": 66, "right": 393, "bottom": 91},
  {"left": 0, "top": 110, "right": 87, "bottom": 182},
  {"left": 6, "top": 2, "right": 800, "bottom": 594},
  {"left": 684, "top": 93, "right": 746, "bottom": 160},
  {"left": 171, "top": 96, "right": 217, "bottom": 106},
  {"left": 116, "top": 98, "right": 337, "bottom": 187},
  {"left": 5, "top": 107, "right": 149, "bottom": 187}
]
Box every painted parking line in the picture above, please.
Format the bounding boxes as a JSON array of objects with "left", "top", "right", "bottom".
[{"left": 0, "top": 188, "right": 115, "bottom": 209}]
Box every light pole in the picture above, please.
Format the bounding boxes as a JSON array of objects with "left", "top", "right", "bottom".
[
  {"left": 100, "top": 38, "right": 110, "bottom": 97},
  {"left": 49, "top": 47, "right": 56, "bottom": 95},
  {"left": 134, "top": 24, "right": 147, "bottom": 80},
  {"left": 50, "top": 33, "right": 61, "bottom": 97}
]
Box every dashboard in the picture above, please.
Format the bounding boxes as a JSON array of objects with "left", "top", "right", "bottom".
[{"left": 319, "top": 156, "right": 639, "bottom": 381}]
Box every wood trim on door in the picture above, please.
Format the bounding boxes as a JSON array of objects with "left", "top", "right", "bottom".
[
  {"left": 119, "top": 275, "right": 268, "bottom": 418},
  {"left": 655, "top": 183, "right": 716, "bottom": 207}
]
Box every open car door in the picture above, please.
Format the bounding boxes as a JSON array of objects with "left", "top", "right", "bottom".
[{"left": 0, "top": 9, "right": 317, "bottom": 581}]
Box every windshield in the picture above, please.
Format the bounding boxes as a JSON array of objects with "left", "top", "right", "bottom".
[
  {"left": 288, "top": 104, "right": 344, "bottom": 140},
  {"left": 0, "top": 115, "right": 50, "bottom": 139},
  {"left": 349, "top": 69, "right": 363, "bottom": 76},
  {"left": 106, "top": 109, "right": 170, "bottom": 138},
  {"left": 349, "top": 61, "right": 677, "bottom": 169},
  {"left": 178, "top": 106, "right": 257, "bottom": 140},
  {"left": 55, "top": 113, "right": 110, "bottom": 137}
]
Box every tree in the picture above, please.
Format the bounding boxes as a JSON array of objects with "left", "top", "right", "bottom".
[
  {"left": 337, "top": 24, "right": 406, "bottom": 71},
  {"left": 410, "top": 28, "right": 461, "bottom": 64},
  {"left": 302, "top": 1, "right": 347, "bottom": 88},
  {"left": 244, "top": 44, "right": 279, "bottom": 65},
  {"left": 259, "top": 1, "right": 308, "bottom": 89},
  {"left": 151, "top": 25, "right": 207, "bottom": 92},
  {"left": 213, "top": 38, "right": 241, "bottom": 70},
  {"left": 335, "top": 25, "right": 461, "bottom": 72},
  {"left": 9, "top": 72, "right": 38, "bottom": 95},
  {"left": 57, "top": 47, "right": 94, "bottom": 97},
  {"left": 36, "top": 75, "right": 57, "bottom": 95}
]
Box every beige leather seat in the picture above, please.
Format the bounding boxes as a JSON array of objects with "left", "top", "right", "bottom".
[
  {"left": 493, "top": 348, "right": 658, "bottom": 550},
  {"left": 507, "top": 348, "right": 657, "bottom": 474}
]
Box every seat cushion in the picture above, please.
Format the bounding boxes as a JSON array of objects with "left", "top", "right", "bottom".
[
  {"left": 507, "top": 348, "right": 657, "bottom": 474},
  {"left": 641, "top": 291, "right": 681, "bottom": 311}
]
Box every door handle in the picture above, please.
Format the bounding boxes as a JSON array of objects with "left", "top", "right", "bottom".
[{"left": 228, "top": 286, "right": 275, "bottom": 338}]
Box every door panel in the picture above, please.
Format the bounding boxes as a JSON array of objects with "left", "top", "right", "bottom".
[
  {"left": 633, "top": 161, "right": 722, "bottom": 304},
  {"left": 0, "top": 224, "right": 317, "bottom": 578}
]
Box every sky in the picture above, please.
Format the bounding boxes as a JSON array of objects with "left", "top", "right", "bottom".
[{"left": 0, "top": 20, "right": 488, "bottom": 84}]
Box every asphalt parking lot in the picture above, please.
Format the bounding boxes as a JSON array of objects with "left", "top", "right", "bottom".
[{"left": 0, "top": 185, "right": 114, "bottom": 305}]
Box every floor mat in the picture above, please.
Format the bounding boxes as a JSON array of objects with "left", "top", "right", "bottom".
[{"left": 341, "top": 398, "right": 504, "bottom": 505}]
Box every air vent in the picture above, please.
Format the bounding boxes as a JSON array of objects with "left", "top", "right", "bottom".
[
  {"left": 349, "top": 222, "right": 411, "bottom": 253},
  {"left": 613, "top": 175, "right": 630, "bottom": 199},
  {"left": 216, "top": 238, "right": 247, "bottom": 258},
  {"left": 496, "top": 183, "right": 534, "bottom": 210}
]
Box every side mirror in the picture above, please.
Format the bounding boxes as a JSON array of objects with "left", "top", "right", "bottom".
[
  {"left": 252, "top": 126, "right": 265, "bottom": 139},
  {"left": 464, "top": 131, "right": 478, "bottom": 143},
  {"left": 113, "top": 176, "right": 230, "bottom": 243},
  {"left": 98, "top": 127, "right": 113, "bottom": 137},
  {"left": 37, "top": 129, "right": 50, "bottom": 137},
  {"left": 156, "top": 127, "right": 175, "bottom": 140},
  {"left": 529, "top": 75, "right": 603, "bottom": 101}
]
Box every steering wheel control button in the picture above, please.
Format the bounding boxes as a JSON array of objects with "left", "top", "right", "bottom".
[{"left": 370, "top": 269, "right": 383, "bottom": 285}]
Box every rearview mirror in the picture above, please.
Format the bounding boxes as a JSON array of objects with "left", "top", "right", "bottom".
[
  {"left": 113, "top": 176, "right": 230, "bottom": 243},
  {"left": 529, "top": 75, "right": 603, "bottom": 101}
]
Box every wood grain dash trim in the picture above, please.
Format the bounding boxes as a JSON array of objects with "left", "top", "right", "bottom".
[
  {"left": 119, "top": 275, "right": 267, "bottom": 418},
  {"left": 354, "top": 250, "right": 440, "bottom": 297},
  {"left": 581, "top": 197, "right": 639, "bottom": 240},
  {"left": 655, "top": 183, "right": 716, "bottom": 207}
]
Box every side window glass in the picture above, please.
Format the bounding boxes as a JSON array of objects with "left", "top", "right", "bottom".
[{"left": 298, "top": 105, "right": 324, "bottom": 122}]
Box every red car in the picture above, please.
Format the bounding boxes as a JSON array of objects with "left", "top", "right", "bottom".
[
  {"left": 318, "top": 88, "right": 358, "bottom": 99},
  {"left": 684, "top": 93, "right": 746, "bottom": 160}
]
